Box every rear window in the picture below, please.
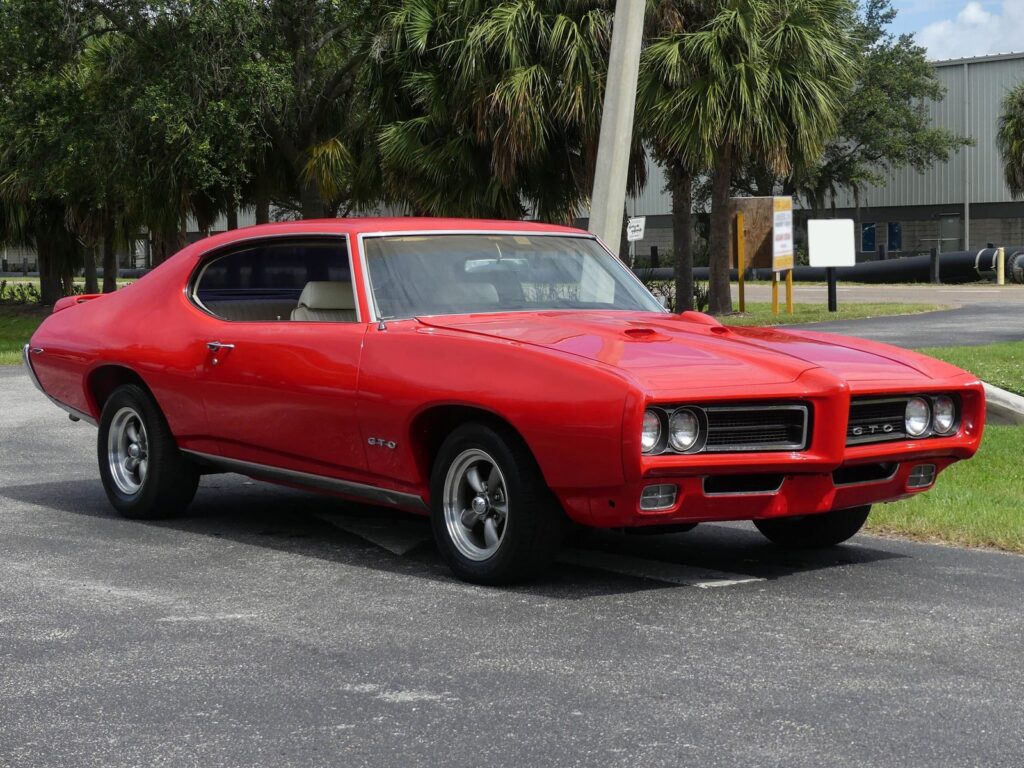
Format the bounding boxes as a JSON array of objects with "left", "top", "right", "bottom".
[
  {"left": 196, "top": 238, "right": 350, "bottom": 303},
  {"left": 192, "top": 237, "right": 353, "bottom": 323}
]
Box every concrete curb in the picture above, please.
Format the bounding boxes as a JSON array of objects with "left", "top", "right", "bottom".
[{"left": 983, "top": 382, "right": 1024, "bottom": 426}]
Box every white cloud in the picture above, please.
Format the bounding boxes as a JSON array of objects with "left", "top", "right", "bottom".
[{"left": 918, "top": 1, "right": 1024, "bottom": 60}]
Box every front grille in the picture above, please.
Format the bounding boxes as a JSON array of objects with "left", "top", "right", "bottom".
[
  {"left": 847, "top": 398, "right": 907, "bottom": 445},
  {"left": 703, "top": 404, "right": 809, "bottom": 452}
]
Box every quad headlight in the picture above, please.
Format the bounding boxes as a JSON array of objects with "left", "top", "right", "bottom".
[
  {"left": 641, "top": 409, "right": 662, "bottom": 454},
  {"left": 932, "top": 395, "right": 957, "bottom": 435},
  {"left": 642, "top": 407, "right": 706, "bottom": 455},
  {"left": 668, "top": 408, "right": 701, "bottom": 452},
  {"left": 905, "top": 397, "right": 931, "bottom": 437}
]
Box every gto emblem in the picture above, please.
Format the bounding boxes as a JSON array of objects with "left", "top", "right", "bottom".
[
  {"left": 851, "top": 424, "right": 894, "bottom": 436},
  {"left": 368, "top": 437, "right": 397, "bottom": 450}
]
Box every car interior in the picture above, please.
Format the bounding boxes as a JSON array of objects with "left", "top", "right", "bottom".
[{"left": 194, "top": 238, "right": 360, "bottom": 323}]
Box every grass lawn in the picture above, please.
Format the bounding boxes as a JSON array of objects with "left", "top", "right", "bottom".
[
  {"left": 719, "top": 301, "right": 942, "bottom": 326},
  {"left": 1, "top": 277, "right": 133, "bottom": 287},
  {"left": 0, "top": 304, "right": 48, "bottom": 365},
  {"left": 916, "top": 341, "right": 1024, "bottom": 396},
  {"left": 867, "top": 425, "right": 1024, "bottom": 554}
]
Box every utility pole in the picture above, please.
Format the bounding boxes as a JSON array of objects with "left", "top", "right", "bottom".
[{"left": 588, "top": 0, "right": 646, "bottom": 258}]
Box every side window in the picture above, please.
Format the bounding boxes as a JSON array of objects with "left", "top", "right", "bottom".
[{"left": 194, "top": 238, "right": 358, "bottom": 323}]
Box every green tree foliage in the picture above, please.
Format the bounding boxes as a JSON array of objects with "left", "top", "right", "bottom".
[
  {"left": 778, "top": 0, "right": 970, "bottom": 214},
  {"left": 0, "top": 0, "right": 387, "bottom": 303},
  {"left": 80, "top": 0, "right": 272, "bottom": 260},
  {"left": 637, "top": 1, "right": 707, "bottom": 312},
  {"left": 997, "top": 82, "right": 1024, "bottom": 199},
  {"left": 0, "top": 0, "right": 94, "bottom": 304},
  {"left": 371, "top": 0, "right": 644, "bottom": 224},
  {"left": 249, "top": 0, "right": 385, "bottom": 219},
  {"left": 640, "top": 0, "right": 859, "bottom": 314}
]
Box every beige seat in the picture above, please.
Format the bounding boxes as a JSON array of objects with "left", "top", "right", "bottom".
[{"left": 291, "top": 281, "right": 358, "bottom": 322}]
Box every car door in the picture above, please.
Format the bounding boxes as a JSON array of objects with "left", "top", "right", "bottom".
[{"left": 189, "top": 235, "right": 370, "bottom": 479}]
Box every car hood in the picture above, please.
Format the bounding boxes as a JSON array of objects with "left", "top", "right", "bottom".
[{"left": 417, "top": 311, "right": 931, "bottom": 391}]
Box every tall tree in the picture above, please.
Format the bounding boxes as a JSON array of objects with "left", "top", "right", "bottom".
[
  {"left": 0, "top": 0, "right": 96, "bottom": 304},
  {"left": 371, "top": 0, "right": 644, "bottom": 225},
  {"left": 737, "top": 0, "right": 971, "bottom": 214},
  {"left": 997, "top": 82, "right": 1024, "bottom": 199},
  {"left": 639, "top": 0, "right": 858, "bottom": 314},
  {"left": 254, "top": 0, "right": 384, "bottom": 219},
  {"left": 80, "top": 0, "right": 272, "bottom": 261},
  {"left": 638, "top": 1, "right": 707, "bottom": 312}
]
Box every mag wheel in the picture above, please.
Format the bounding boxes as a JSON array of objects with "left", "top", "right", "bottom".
[
  {"left": 430, "top": 422, "right": 565, "bottom": 585},
  {"left": 97, "top": 384, "right": 199, "bottom": 520},
  {"left": 754, "top": 505, "right": 871, "bottom": 549}
]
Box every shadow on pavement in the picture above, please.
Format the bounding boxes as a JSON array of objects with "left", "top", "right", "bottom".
[{"left": 0, "top": 474, "right": 906, "bottom": 600}]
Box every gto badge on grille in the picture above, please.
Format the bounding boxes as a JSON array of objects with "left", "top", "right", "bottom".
[
  {"left": 851, "top": 424, "right": 895, "bottom": 436},
  {"left": 368, "top": 437, "right": 397, "bottom": 450}
]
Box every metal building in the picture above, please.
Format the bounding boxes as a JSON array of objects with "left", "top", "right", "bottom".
[{"left": 622, "top": 51, "right": 1024, "bottom": 260}]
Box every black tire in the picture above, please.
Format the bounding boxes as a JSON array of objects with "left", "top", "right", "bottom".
[
  {"left": 429, "top": 422, "right": 566, "bottom": 585},
  {"left": 754, "top": 505, "right": 871, "bottom": 549},
  {"left": 97, "top": 384, "right": 199, "bottom": 520}
]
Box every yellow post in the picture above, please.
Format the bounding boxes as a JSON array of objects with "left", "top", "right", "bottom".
[
  {"left": 997, "top": 246, "right": 1006, "bottom": 286},
  {"left": 735, "top": 211, "right": 746, "bottom": 312},
  {"left": 771, "top": 273, "right": 779, "bottom": 316},
  {"left": 785, "top": 270, "right": 794, "bottom": 314}
]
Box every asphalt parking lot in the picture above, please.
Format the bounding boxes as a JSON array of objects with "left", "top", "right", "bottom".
[{"left": 2, "top": 366, "right": 1023, "bottom": 767}]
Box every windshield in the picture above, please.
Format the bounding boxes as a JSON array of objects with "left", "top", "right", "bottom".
[{"left": 363, "top": 233, "right": 665, "bottom": 319}]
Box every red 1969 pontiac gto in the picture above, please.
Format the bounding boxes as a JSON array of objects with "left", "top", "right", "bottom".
[{"left": 25, "top": 218, "right": 984, "bottom": 583}]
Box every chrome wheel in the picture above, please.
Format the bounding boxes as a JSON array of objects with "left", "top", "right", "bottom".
[
  {"left": 107, "top": 407, "right": 149, "bottom": 495},
  {"left": 443, "top": 448, "right": 509, "bottom": 562}
]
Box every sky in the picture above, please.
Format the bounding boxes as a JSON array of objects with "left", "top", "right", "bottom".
[{"left": 891, "top": 1, "right": 1024, "bottom": 60}]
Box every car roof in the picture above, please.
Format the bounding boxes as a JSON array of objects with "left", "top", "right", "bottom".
[{"left": 227, "top": 217, "right": 590, "bottom": 237}]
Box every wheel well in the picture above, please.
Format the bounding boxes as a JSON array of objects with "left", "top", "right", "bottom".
[
  {"left": 86, "top": 365, "right": 153, "bottom": 417},
  {"left": 409, "top": 405, "right": 534, "bottom": 483}
]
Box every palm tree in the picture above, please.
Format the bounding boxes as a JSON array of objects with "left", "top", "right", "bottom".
[
  {"left": 371, "top": 0, "right": 645, "bottom": 225},
  {"left": 997, "top": 82, "right": 1024, "bottom": 199},
  {"left": 639, "top": 0, "right": 858, "bottom": 314}
]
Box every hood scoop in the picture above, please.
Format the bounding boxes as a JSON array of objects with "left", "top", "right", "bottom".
[{"left": 623, "top": 327, "right": 669, "bottom": 342}]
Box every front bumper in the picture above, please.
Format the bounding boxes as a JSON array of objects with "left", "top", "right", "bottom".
[
  {"left": 564, "top": 455, "right": 956, "bottom": 527},
  {"left": 561, "top": 378, "right": 985, "bottom": 528}
]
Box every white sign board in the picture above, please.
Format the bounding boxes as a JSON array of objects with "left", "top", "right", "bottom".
[
  {"left": 626, "top": 216, "right": 646, "bottom": 243},
  {"left": 772, "top": 198, "right": 794, "bottom": 271},
  {"left": 808, "top": 219, "right": 856, "bottom": 268}
]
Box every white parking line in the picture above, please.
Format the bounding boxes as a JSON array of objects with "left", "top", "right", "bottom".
[
  {"left": 559, "top": 549, "right": 765, "bottom": 588},
  {"left": 321, "top": 513, "right": 766, "bottom": 587}
]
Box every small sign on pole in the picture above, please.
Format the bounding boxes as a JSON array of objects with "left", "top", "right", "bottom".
[
  {"left": 729, "top": 196, "right": 794, "bottom": 315},
  {"left": 772, "top": 198, "right": 794, "bottom": 273},
  {"left": 808, "top": 219, "right": 856, "bottom": 312},
  {"left": 626, "top": 216, "right": 646, "bottom": 242}
]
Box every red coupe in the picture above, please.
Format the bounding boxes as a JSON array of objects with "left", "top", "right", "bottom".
[{"left": 25, "top": 219, "right": 984, "bottom": 583}]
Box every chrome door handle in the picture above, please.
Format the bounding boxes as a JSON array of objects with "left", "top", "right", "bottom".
[{"left": 206, "top": 341, "right": 235, "bottom": 352}]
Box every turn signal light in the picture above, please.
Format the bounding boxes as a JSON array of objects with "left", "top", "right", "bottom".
[
  {"left": 907, "top": 464, "right": 937, "bottom": 489},
  {"left": 640, "top": 484, "right": 678, "bottom": 511}
]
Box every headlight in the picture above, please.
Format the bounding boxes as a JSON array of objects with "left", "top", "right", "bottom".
[
  {"left": 668, "top": 408, "right": 700, "bottom": 452},
  {"left": 905, "top": 396, "right": 931, "bottom": 437},
  {"left": 932, "top": 396, "right": 956, "bottom": 435},
  {"left": 641, "top": 410, "right": 662, "bottom": 454}
]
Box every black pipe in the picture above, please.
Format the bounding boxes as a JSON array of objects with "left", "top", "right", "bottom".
[{"left": 634, "top": 248, "right": 1002, "bottom": 285}]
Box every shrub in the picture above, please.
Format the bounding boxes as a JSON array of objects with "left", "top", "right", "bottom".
[
  {"left": 638, "top": 275, "right": 710, "bottom": 313},
  {"left": 0, "top": 280, "right": 41, "bottom": 304}
]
